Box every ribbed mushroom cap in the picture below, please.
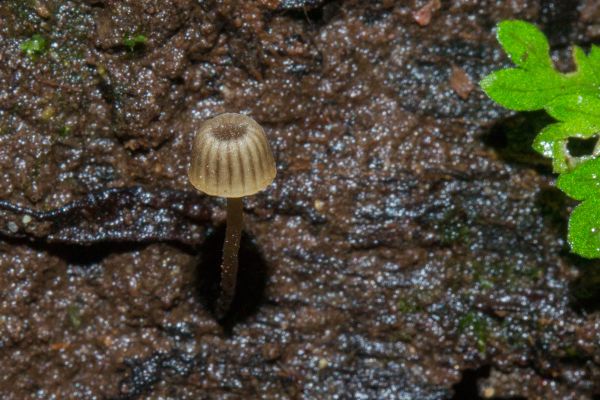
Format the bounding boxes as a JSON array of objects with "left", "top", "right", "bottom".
[{"left": 189, "top": 113, "right": 276, "bottom": 198}]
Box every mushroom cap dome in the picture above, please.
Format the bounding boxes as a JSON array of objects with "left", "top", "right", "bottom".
[{"left": 188, "top": 113, "right": 276, "bottom": 198}]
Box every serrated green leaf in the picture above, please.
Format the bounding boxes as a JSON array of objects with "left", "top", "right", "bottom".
[
  {"left": 545, "top": 94, "right": 600, "bottom": 123},
  {"left": 481, "top": 20, "right": 600, "bottom": 173},
  {"left": 481, "top": 21, "right": 600, "bottom": 113},
  {"left": 532, "top": 107, "right": 600, "bottom": 173},
  {"left": 588, "top": 45, "right": 600, "bottom": 67},
  {"left": 532, "top": 123, "right": 569, "bottom": 169},
  {"left": 481, "top": 20, "right": 600, "bottom": 258},
  {"left": 568, "top": 198, "right": 600, "bottom": 259},
  {"left": 573, "top": 46, "right": 600, "bottom": 83},
  {"left": 533, "top": 120, "right": 600, "bottom": 172},
  {"left": 497, "top": 20, "right": 553, "bottom": 70},
  {"left": 480, "top": 68, "right": 564, "bottom": 110},
  {"left": 533, "top": 119, "right": 600, "bottom": 153},
  {"left": 557, "top": 158, "right": 600, "bottom": 200}
]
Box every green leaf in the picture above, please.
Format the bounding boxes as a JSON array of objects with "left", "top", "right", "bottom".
[
  {"left": 481, "top": 20, "right": 600, "bottom": 174},
  {"left": 20, "top": 34, "right": 47, "bottom": 59},
  {"left": 481, "top": 20, "right": 600, "bottom": 258},
  {"left": 496, "top": 20, "right": 553, "bottom": 70},
  {"left": 568, "top": 199, "right": 600, "bottom": 259},
  {"left": 558, "top": 158, "right": 600, "bottom": 259},
  {"left": 481, "top": 21, "right": 600, "bottom": 113},
  {"left": 587, "top": 45, "right": 600, "bottom": 70},
  {"left": 480, "top": 68, "right": 565, "bottom": 110},
  {"left": 545, "top": 94, "right": 600, "bottom": 123},
  {"left": 557, "top": 158, "right": 600, "bottom": 201},
  {"left": 533, "top": 119, "right": 600, "bottom": 172},
  {"left": 480, "top": 21, "right": 600, "bottom": 258},
  {"left": 532, "top": 123, "right": 569, "bottom": 170},
  {"left": 573, "top": 46, "right": 600, "bottom": 82}
]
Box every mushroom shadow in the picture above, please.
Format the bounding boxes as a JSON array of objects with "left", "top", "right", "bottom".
[
  {"left": 451, "top": 365, "right": 490, "bottom": 400},
  {"left": 195, "top": 225, "right": 268, "bottom": 329}
]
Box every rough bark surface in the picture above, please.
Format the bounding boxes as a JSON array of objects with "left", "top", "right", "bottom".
[{"left": 0, "top": 0, "right": 599, "bottom": 399}]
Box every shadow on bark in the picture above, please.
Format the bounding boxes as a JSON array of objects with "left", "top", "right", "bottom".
[{"left": 195, "top": 225, "right": 268, "bottom": 331}]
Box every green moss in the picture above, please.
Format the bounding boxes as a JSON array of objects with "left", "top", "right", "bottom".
[
  {"left": 391, "top": 331, "right": 414, "bottom": 343},
  {"left": 123, "top": 33, "right": 147, "bottom": 52},
  {"left": 437, "top": 208, "right": 470, "bottom": 246},
  {"left": 58, "top": 126, "right": 71, "bottom": 138},
  {"left": 20, "top": 33, "right": 47, "bottom": 59},
  {"left": 561, "top": 345, "right": 588, "bottom": 361},
  {"left": 66, "top": 304, "right": 82, "bottom": 329},
  {"left": 397, "top": 298, "right": 423, "bottom": 313},
  {"left": 31, "top": 156, "right": 41, "bottom": 180},
  {"left": 397, "top": 287, "right": 444, "bottom": 315},
  {"left": 458, "top": 312, "right": 489, "bottom": 354},
  {"left": 440, "top": 223, "right": 470, "bottom": 246},
  {"left": 466, "top": 260, "right": 542, "bottom": 291}
]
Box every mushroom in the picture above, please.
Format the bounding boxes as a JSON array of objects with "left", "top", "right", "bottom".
[{"left": 188, "top": 113, "right": 276, "bottom": 317}]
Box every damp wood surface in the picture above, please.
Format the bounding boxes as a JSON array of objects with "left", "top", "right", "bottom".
[{"left": 0, "top": 0, "right": 599, "bottom": 399}]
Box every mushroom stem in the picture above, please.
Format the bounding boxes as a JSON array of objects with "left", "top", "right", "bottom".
[{"left": 216, "top": 196, "right": 243, "bottom": 317}]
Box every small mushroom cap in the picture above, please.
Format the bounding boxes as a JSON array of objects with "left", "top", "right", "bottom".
[{"left": 188, "top": 113, "right": 276, "bottom": 198}]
